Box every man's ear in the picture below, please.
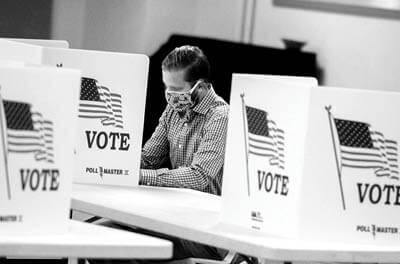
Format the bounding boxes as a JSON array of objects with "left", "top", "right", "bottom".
[{"left": 198, "top": 79, "right": 208, "bottom": 90}]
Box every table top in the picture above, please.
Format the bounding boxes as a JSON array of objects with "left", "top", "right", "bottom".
[
  {"left": 0, "top": 219, "right": 172, "bottom": 259},
  {"left": 71, "top": 183, "right": 400, "bottom": 263},
  {"left": 72, "top": 183, "right": 220, "bottom": 236}
]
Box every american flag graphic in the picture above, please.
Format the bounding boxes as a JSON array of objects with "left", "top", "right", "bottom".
[
  {"left": 246, "top": 106, "right": 285, "bottom": 169},
  {"left": 334, "top": 118, "right": 399, "bottom": 180},
  {"left": 79, "top": 77, "right": 123, "bottom": 129},
  {"left": 3, "top": 100, "right": 54, "bottom": 163}
]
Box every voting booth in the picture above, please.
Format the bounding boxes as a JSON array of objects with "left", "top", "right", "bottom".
[
  {"left": 221, "top": 73, "right": 400, "bottom": 245},
  {"left": 0, "top": 65, "right": 81, "bottom": 235},
  {"left": 0, "top": 39, "right": 149, "bottom": 187},
  {"left": 42, "top": 48, "right": 149, "bottom": 187}
]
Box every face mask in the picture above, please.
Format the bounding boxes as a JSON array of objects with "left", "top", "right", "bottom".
[{"left": 165, "top": 80, "right": 201, "bottom": 112}]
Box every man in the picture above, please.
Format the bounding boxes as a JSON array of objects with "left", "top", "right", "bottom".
[
  {"left": 140, "top": 45, "right": 229, "bottom": 196},
  {"left": 136, "top": 45, "right": 230, "bottom": 262},
  {"left": 89, "top": 46, "right": 232, "bottom": 264}
]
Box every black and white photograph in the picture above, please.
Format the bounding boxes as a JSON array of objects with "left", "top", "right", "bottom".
[{"left": 1, "top": 0, "right": 400, "bottom": 264}]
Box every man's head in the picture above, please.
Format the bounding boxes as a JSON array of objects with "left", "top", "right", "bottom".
[
  {"left": 162, "top": 46, "right": 210, "bottom": 112},
  {"left": 162, "top": 45, "right": 210, "bottom": 91}
]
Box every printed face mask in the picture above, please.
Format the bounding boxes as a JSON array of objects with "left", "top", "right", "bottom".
[{"left": 165, "top": 80, "right": 201, "bottom": 112}]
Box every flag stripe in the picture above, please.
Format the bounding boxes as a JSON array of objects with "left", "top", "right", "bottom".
[
  {"left": 78, "top": 115, "right": 109, "bottom": 119},
  {"left": 342, "top": 164, "right": 387, "bottom": 169},
  {"left": 249, "top": 143, "right": 277, "bottom": 153},
  {"left": 249, "top": 135, "right": 275, "bottom": 146},
  {"left": 79, "top": 104, "right": 107, "bottom": 109},
  {"left": 249, "top": 150, "right": 275, "bottom": 157},
  {"left": 79, "top": 109, "right": 114, "bottom": 114}
]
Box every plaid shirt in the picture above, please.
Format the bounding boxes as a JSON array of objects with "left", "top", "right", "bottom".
[{"left": 140, "top": 87, "right": 229, "bottom": 195}]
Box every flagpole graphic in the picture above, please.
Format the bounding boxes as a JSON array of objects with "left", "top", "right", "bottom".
[
  {"left": 241, "top": 93, "right": 251, "bottom": 197},
  {"left": 241, "top": 94, "right": 286, "bottom": 197},
  {"left": 0, "top": 87, "right": 11, "bottom": 200},
  {"left": 326, "top": 105, "right": 346, "bottom": 210}
]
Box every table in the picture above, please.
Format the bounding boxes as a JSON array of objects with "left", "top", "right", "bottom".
[
  {"left": 71, "top": 183, "right": 400, "bottom": 263},
  {"left": 0, "top": 219, "right": 172, "bottom": 264},
  {"left": 71, "top": 183, "right": 220, "bottom": 237}
]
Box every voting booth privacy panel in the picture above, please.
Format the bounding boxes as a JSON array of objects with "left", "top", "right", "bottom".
[
  {"left": 0, "top": 65, "right": 81, "bottom": 235},
  {"left": 0, "top": 39, "right": 150, "bottom": 187},
  {"left": 2, "top": 38, "right": 69, "bottom": 48},
  {"left": 0, "top": 39, "right": 43, "bottom": 64},
  {"left": 42, "top": 48, "right": 149, "bottom": 187},
  {"left": 222, "top": 73, "right": 400, "bottom": 245}
]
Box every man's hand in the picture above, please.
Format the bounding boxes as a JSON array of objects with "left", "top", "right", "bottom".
[{"left": 138, "top": 169, "right": 144, "bottom": 184}]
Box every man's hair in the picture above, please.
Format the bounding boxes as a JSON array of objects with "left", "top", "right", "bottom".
[{"left": 161, "top": 45, "right": 210, "bottom": 83}]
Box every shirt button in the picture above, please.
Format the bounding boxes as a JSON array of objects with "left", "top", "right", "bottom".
[
  {"left": 179, "top": 144, "right": 182, "bottom": 148},
  {"left": 184, "top": 123, "right": 187, "bottom": 127}
]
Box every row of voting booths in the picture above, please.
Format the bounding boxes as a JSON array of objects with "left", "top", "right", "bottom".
[
  {"left": 223, "top": 75, "right": 400, "bottom": 245},
  {"left": 0, "top": 38, "right": 148, "bottom": 235},
  {"left": 1, "top": 38, "right": 399, "bottom": 252}
]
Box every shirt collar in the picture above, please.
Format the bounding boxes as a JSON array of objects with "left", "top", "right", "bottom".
[{"left": 191, "top": 85, "right": 217, "bottom": 115}]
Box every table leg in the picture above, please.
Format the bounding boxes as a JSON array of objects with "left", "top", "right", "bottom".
[{"left": 68, "top": 257, "right": 78, "bottom": 264}]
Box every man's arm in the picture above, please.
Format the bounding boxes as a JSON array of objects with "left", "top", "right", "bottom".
[
  {"left": 141, "top": 109, "right": 169, "bottom": 170},
  {"left": 140, "top": 108, "right": 229, "bottom": 193}
]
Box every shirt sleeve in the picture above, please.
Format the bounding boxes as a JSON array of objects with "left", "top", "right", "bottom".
[
  {"left": 140, "top": 109, "right": 169, "bottom": 170},
  {"left": 140, "top": 107, "right": 229, "bottom": 193}
]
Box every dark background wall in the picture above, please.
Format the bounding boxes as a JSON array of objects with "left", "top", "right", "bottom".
[
  {"left": 0, "top": 0, "right": 52, "bottom": 39},
  {"left": 144, "top": 34, "right": 318, "bottom": 145}
]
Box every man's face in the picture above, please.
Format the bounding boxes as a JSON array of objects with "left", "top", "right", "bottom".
[{"left": 162, "top": 69, "right": 192, "bottom": 93}]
